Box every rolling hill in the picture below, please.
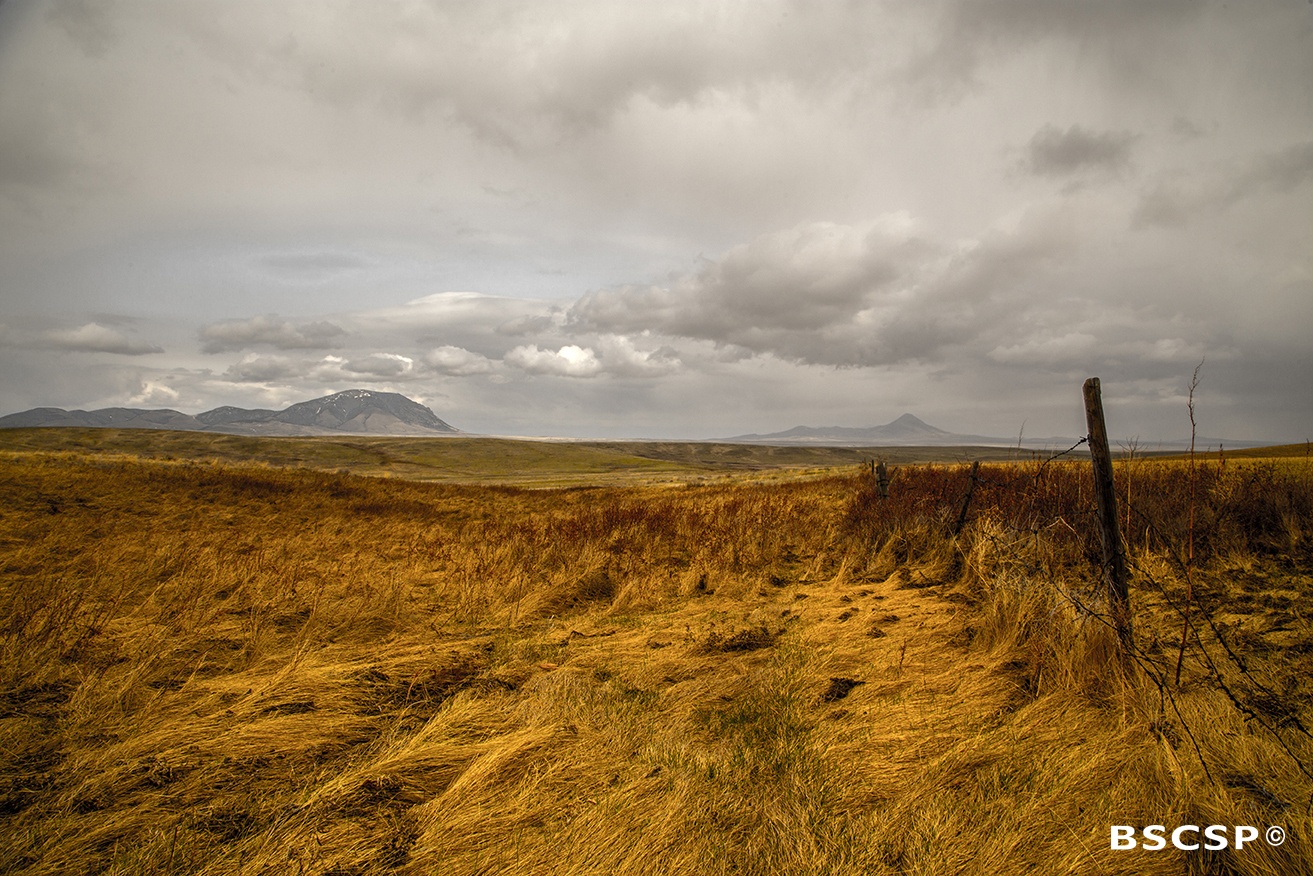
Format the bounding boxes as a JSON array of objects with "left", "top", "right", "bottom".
[{"left": 0, "top": 389, "right": 459, "bottom": 437}]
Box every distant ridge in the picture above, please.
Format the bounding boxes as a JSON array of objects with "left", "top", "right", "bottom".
[
  {"left": 727, "top": 414, "right": 1274, "bottom": 450},
  {"left": 729, "top": 414, "right": 1059, "bottom": 447},
  {"left": 0, "top": 390, "right": 459, "bottom": 437}
]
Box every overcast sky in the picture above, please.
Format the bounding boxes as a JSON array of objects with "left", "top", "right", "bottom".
[{"left": 1, "top": 1, "right": 1310, "bottom": 442}]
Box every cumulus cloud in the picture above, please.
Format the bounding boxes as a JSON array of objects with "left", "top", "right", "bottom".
[
  {"left": 564, "top": 202, "right": 1241, "bottom": 384},
  {"left": 424, "top": 345, "right": 494, "bottom": 376},
  {"left": 568, "top": 211, "right": 1090, "bottom": 369},
  {"left": 1020, "top": 124, "right": 1137, "bottom": 178},
  {"left": 126, "top": 380, "right": 181, "bottom": 407},
  {"left": 570, "top": 219, "right": 930, "bottom": 364},
  {"left": 503, "top": 335, "right": 679, "bottom": 379},
  {"left": 592, "top": 335, "right": 681, "bottom": 377},
  {"left": 199, "top": 314, "right": 347, "bottom": 353},
  {"left": 223, "top": 353, "right": 299, "bottom": 383},
  {"left": 223, "top": 351, "right": 423, "bottom": 384},
  {"left": 504, "top": 344, "right": 603, "bottom": 378},
  {"left": 43, "top": 322, "right": 163, "bottom": 355},
  {"left": 339, "top": 352, "right": 415, "bottom": 378}
]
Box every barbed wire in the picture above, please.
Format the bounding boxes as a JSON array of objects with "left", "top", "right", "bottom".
[
  {"left": 970, "top": 524, "right": 1219, "bottom": 785},
  {"left": 863, "top": 448, "right": 1313, "bottom": 796}
]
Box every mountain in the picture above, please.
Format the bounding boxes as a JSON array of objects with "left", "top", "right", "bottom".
[
  {"left": 729, "top": 414, "right": 1034, "bottom": 447},
  {"left": 0, "top": 390, "right": 459, "bottom": 437}
]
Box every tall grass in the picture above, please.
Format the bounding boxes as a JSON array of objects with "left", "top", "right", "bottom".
[{"left": 0, "top": 447, "right": 1310, "bottom": 874}]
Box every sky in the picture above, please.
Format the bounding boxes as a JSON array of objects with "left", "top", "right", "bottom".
[{"left": 1, "top": 0, "right": 1310, "bottom": 443}]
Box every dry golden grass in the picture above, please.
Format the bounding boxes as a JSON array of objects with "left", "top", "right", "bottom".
[{"left": 0, "top": 443, "right": 1310, "bottom": 874}]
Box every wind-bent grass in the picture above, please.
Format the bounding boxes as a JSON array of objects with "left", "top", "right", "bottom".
[{"left": 0, "top": 443, "right": 1309, "bottom": 874}]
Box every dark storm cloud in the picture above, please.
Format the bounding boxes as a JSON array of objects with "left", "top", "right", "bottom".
[
  {"left": 199, "top": 315, "right": 347, "bottom": 353},
  {"left": 1021, "top": 124, "right": 1137, "bottom": 178}
]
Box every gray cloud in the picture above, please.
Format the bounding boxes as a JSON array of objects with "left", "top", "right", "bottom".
[
  {"left": 199, "top": 315, "right": 347, "bottom": 353},
  {"left": 258, "top": 251, "right": 372, "bottom": 280},
  {"left": 166, "top": 2, "right": 895, "bottom": 150},
  {"left": 1021, "top": 124, "right": 1137, "bottom": 178},
  {"left": 223, "top": 352, "right": 419, "bottom": 384},
  {"left": 45, "top": 0, "right": 119, "bottom": 57},
  {"left": 904, "top": 0, "right": 1209, "bottom": 100},
  {"left": 223, "top": 353, "right": 299, "bottom": 383},
  {"left": 357, "top": 293, "right": 560, "bottom": 360},
  {"left": 339, "top": 353, "right": 417, "bottom": 379},
  {"left": 570, "top": 219, "right": 931, "bottom": 364},
  {"left": 0, "top": 132, "right": 82, "bottom": 190},
  {"left": 42, "top": 322, "right": 163, "bottom": 355},
  {"left": 1136, "top": 140, "right": 1313, "bottom": 226},
  {"left": 497, "top": 313, "right": 564, "bottom": 337},
  {"left": 0, "top": 2, "right": 1309, "bottom": 442},
  {"left": 561, "top": 199, "right": 1252, "bottom": 399},
  {"left": 568, "top": 211, "right": 1092, "bottom": 370}
]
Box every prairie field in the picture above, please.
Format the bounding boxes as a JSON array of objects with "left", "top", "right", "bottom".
[{"left": 0, "top": 432, "right": 1311, "bottom": 874}]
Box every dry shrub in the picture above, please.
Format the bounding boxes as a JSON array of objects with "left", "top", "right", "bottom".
[{"left": 695, "top": 625, "right": 780, "bottom": 654}]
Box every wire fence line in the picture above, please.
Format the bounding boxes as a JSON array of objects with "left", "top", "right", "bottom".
[{"left": 847, "top": 437, "right": 1313, "bottom": 799}]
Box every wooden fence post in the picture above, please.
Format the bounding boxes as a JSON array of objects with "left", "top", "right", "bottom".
[
  {"left": 952, "top": 460, "right": 980, "bottom": 537},
  {"left": 875, "top": 460, "right": 890, "bottom": 499},
  {"left": 1083, "top": 378, "right": 1133, "bottom": 660}
]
